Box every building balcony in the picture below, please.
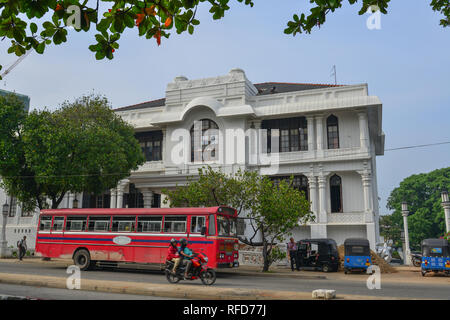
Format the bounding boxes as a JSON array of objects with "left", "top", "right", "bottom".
[
  {"left": 270, "top": 146, "right": 371, "bottom": 165},
  {"left": 326, "top": 212, "right": 365, "bottom": 225}
]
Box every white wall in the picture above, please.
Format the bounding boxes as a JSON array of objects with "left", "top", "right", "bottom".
[{"left": 327, "top": 225, "right": 367, "bottom": 246}]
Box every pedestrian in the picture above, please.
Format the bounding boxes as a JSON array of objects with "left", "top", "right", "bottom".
[
  {"left": 18, "top": 236, "right": 27, "bottom": 261},
  {"left": 287, "top": 237, "right": 299, "bottom": 271}
]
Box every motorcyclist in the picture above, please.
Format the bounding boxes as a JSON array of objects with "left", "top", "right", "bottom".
[
  {"left": 167, "top": 238, "right": 181, "bottom": 275},
  {"left": 179, "top": 238, "right": 195, "bottom": 279}
]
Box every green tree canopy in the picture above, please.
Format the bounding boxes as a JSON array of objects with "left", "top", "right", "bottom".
[
  {"left": 0, "top": 0, "right": 449, "bottom": 77},
  {"left": 0, "top": 93, "right": 145, "bottom": 210},
  {"left": 386, "top": 167, "right": 450, "bottom": 250},
  {"left": 163, "top": 166, "right": 313, "bottom": 271}
]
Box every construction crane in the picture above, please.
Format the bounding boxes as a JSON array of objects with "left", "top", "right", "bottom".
[{"left": 1, "top": 50, "right": 31, "bottom": 80}]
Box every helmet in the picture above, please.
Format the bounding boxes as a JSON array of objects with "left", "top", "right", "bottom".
[
  {"left": 179, "top": 238, "right": 187, "bottom": 246},
  {"left": 170, "top": 238, "right": 178, "bottom": 246}
]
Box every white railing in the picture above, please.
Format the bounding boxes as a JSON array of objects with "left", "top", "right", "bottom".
[{"left": 327, "top": 212, "right": 365, "bottom": 224}]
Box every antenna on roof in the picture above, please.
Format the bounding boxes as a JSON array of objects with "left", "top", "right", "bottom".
[{"left": 330, "top": 65, "right": 337, "bottom": 85}]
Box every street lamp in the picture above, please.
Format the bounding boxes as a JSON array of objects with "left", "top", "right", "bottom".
[
  {"left": 441, "top": 190, "right": 450, "bottom": 234},
  {"left": 401, "top": 201, "right": 412, "bottom": 266},
  {"left": 72, "top": 196, "right": 78, "bottom": 209},
  {"left": 0, "top": 200, "right": 10, "bottom": 258}
]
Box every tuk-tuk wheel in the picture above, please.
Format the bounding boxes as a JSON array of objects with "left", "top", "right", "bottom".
[
  {"left": 322, "top": 264, "right": 330, "bottom": 273},
  {"left": 344, "top": 268, "right": 348, "bottom": 274},
  {"left": 421, "top": 270, "right": 426, "bottom": 277}
]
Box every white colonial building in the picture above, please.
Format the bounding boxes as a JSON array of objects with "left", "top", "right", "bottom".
[{"left": 0, "top": 69, "right": 385, "bottom": 251}]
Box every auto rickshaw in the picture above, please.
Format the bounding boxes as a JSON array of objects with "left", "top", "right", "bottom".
[
  {"left": 344, "top": 238, "right": 371, "bottom": 274},
  {"left": 296, "top": 239, "right": 339, "bottom": 272},
  {"left": 421, "top": 239, "right": 450, "bottom": 277}
]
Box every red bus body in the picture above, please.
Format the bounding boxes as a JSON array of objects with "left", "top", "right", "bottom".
[{"left": 35, "top": 206, "right": 239, "bottom": 269}]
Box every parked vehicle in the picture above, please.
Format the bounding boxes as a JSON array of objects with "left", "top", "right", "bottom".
[
  {"left": 411, "top": 251, "right": 422, "bottom": 267},
  {"left": 421, "top": 239, "right": 450, "bottom": 277},
  {"left": 343, "top": 238, "right": 371, "bottom": 274},
  {"left": 296, "top": 239, "right": 339, "bottom": 272},
  {"left": 165, "top": 251, "right": 216, "bottom": 285}
]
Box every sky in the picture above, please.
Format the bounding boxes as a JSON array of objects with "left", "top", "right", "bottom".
[{"left": 0, "top": 0, "right": 449, "bottom": 214}]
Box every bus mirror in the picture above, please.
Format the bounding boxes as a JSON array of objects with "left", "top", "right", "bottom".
[{"left": 201, "top": 226, "right": 207, "bottom": 236}]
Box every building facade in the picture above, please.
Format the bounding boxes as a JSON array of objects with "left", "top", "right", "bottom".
[{"left": 0, "top": 69, "right": 385, "bottom": 250}]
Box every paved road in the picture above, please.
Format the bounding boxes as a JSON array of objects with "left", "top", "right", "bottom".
[
  {"left": 0, "top": 283, "right": 178, "bottom": 300},
  {"left": 0, "top": 261, "right": 448, "bottom": 299}
]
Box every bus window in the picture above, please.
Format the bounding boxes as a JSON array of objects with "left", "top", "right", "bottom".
[
  {"left": 217, "top": 215, "right": 237, "bottom": 237},
  {"left": 88, "top": 216, "right": 111, "bottom": 232},
  {"left": 208, "top": 215, "right": 216, "bottom": 236},
  {"left": 40, "top": 216, "right": 52, "bottom": 231},
  {"left": 164, "top": 216, "right": 186, "bottom": 233},
  {"left": 190, "top": 216, "right": 206, "bottom": 233},
  {"left": 66, "top": 216, "right": 87, "bottom": 231},
  {"left": 137, "top": 216, "right": 162, "bottom": 232},
  {"left": 112, "top": 216, "right": 136, "bottom": 232},
  {"left": 52, "top": 217, "right": 65, "bottom": 231}
]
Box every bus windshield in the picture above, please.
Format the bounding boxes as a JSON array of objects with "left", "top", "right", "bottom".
[{"left": 217, "top": 215, "right": 237, "bottom": 237}]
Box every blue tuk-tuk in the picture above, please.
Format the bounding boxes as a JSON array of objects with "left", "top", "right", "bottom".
[
  {"left": 344, "top": 238, "right": 371, "bottom": 274},
  {"left": 421, "top": 239, "right": 450, "bottom": 277}
]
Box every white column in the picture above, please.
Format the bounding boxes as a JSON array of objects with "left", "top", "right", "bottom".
[
  {"left": 116, "top": 180, "right": 128, "bottom": 209},
  {"left": 402, "top": 208, "right": 412, "bottom": 266},
  {"left": 161, "top": 127, "right": 167, "bottom": 163},
  {"left": 441, "top": 191, "right": 450, "bottom": 234},
  {"left": 110, "top": 188, "right": 117, "bottom": 209},
  {"left": 1, "top": 202, "right": 9, "bottom": 257},
  {"left": 306, "top": 116, "right": 315, "bottom": 152},
  {"left": 307, "top": 175, "right": 318, "bottom": 223},
  {"left": 318, "top": 174, "right": 327, "bottom": 223},
  {"left": 360, "top": 171, "right": 374, "bottom": 223},
  {"left": 315, "top": 116, "right": 324, "bottom": 151},
  {"left": 68, "top": 193, "right": 74, "bottom": 209},
  {"left": 117, "top": 189, "right": 124, "bottom": 209},
  {"left": 140, "top": 188, "right": 154, "bottom": 208},
  {"left": 358, "top": 111, "right": 370, "bottom": 151}
]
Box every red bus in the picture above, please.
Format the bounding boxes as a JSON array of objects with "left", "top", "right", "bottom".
[{"left": 35, "top": 206, "right": 239, "bottom": 270}]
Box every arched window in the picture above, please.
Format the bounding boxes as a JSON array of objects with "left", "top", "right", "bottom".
[
  {"left": 190, "top": 119, "right": 219, "bottom": 162},
  {"left": 327, "top": 115, "right": 339, "bottom": 149},
  {"left": 270, "top": 175, "right": 309, "bottom": 201},
  {"left": 330, "top": 174, "right": 342, "bottom": 213}
]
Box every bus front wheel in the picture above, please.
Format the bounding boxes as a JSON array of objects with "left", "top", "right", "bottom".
[{"left": 74, "top": 249, "right": 91, "bottom": 271}]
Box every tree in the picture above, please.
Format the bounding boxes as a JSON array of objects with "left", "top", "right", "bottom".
[
  {"left": 379, "top": 214, "right": 402, "bottom": 247},
  {"left": 0, "top": 0, "right": 448, "bottom": 78},
  {"left": 163, "top": 166, "right": 313, "bottom": 271},
  {"left": 386, "top": 167, "right": 450, "bottom": 250},
  {"left": 0, "top": 93, "right": 145, "bottom": 211}
]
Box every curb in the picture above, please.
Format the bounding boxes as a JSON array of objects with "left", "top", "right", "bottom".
[
  {"left": 0, "top": 272, "right": 420, "bottom": 300},
  {"left": 0, "top": 272, "right": 315, "bottom": 300}
]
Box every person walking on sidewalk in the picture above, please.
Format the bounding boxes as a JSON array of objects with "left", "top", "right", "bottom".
[
  {"left": 18, "top": 236, "right": 27, "bottom": 261},
  {"left": 287, "top": 238, "right": 299, "bottom": 271}
]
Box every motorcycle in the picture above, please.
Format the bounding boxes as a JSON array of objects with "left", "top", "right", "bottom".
[
  {"left": 411, "top": 252, "right": 422, "bottom": 267},
  {"left": 165, "top": 251, "right": 216, "bottom": 285}
]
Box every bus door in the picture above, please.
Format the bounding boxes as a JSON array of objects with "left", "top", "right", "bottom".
[{"left": 50, "top": 216, "right": 65, "bottom": 256}]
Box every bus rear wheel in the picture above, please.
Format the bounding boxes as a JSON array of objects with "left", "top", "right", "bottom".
[{"left": 73, "top": 249, "right": 91, "bottom": 271}]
